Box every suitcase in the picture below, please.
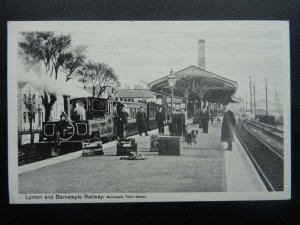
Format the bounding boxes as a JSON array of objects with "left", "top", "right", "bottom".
[
  {"left": 117, "top": 138, "right": 138, "bottom": 156},
  {"left": 82, "top": 139, "right": 104, "bottom": 156}
]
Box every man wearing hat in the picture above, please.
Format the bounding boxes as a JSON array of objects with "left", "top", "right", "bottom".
[
  {"left": 53, "top": 112, "right": 70, "bottom": 156},
  {"left": 136, "top": 105, "right": 149, "bottom": 136},
  {"left": 221, "top": 104, "right": 236, "bottom": 150},
  {"left": 115, "top": 103, "right": 128, "bottom": 139},
  {"left": 202, "top": 106, "right": 209, "bottom": 133}
]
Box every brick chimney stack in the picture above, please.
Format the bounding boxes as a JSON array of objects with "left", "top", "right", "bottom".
[{"left": 198, "top": 39, "right": 206, "bottom": 70}]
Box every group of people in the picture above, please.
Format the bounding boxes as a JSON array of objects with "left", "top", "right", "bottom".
[
  {"left": 56, "top": 101, "right": 236, "bottom": 151},
  {"left": 114, "top": 103, "right": 152, "bottom": 139},
  {"left": 114, "top": 104, "right": 166, "bottom": 139},
  {"left": 195, "top": 104, "right": 236, "bottom": 151}
]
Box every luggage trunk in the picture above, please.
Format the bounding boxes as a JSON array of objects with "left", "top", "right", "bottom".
[
  {"left": 117, "top": 138, "right": 138, "bottom": 156},
  {"left": 82, "top": 139, "right": 104, "bottom": 156}
]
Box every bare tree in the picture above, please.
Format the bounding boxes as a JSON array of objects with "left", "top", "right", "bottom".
[
  {"left": 18, "top": 32, "right": 86, "bottom": 121},
  {"left": 64, "top": 45, "right": 87, "bottom": 82},
  {"left": 97, "top": 65, "right": 118, "bottom": 98},
  {"left": 77, "top": 60, "right": 118, "bottom": 97}
]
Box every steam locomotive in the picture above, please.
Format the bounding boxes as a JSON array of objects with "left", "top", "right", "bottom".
[{"left": 36, "top": 96, "right": 170, "bottom": 154}]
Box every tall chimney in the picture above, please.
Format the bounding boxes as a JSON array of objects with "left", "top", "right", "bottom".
[{"left": 198, "top": 39, "right": 206, "bottom": 70}]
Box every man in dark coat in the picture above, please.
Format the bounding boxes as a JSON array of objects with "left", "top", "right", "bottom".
[
  {"left": 199, "top": 109, "right": 204, "bottom": 128},
  {"left": 221, "top": 104, "right": 236, "bottom": 150},
  {"left": 53, "top": 112, "right": 70, "bottom": 156},
  {"left": 115, "top": 103, "right": 128, "bottom": 139},
  {"left": 136, "top": 106, "right": 148, "bottom": 136},
  {"left": 155, "top": 106, "right": 165, "bottom": 135},
  {"left": 202, "top": 106, "right": 209, "bottom": 133}
]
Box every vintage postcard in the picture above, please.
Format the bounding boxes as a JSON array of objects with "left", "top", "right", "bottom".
[{"left": 8, "top": 21, "right": 291, "bottom": 203}]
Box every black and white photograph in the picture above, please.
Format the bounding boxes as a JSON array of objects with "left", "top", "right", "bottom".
[{"left": 7, "top": 21, "right": 291, "bottom": 203}]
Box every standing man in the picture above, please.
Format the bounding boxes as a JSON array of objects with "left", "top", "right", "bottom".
[
  {"left": 53, "top": 112, "right": 69, "bottom": 156},
  {"left": 202, "top": 106, "right": 209, "bottom": 133},
  {"left": 199, "top": 108, "right": 204, "bottom": 128},
  {"left": 136, "top": 106, "right": 149, "bottom": 136},
  {"left": 115, "top": 103, "right": 128, "bottom": 139},
  {"left": 221, "top": 104, "right": 236, "bottom": 150},
  {"left": 155, "top": 106, "right": 165, "bottom": 135}
]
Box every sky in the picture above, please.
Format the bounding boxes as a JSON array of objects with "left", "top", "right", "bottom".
[{"left": 13, "top": 21, "right": 290, "bottom": 105}]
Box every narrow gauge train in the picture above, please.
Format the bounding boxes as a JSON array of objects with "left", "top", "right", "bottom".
[{"left": 36, "top": 96, "right": 169, "bottom": 154}]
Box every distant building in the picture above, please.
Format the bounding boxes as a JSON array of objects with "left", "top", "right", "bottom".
[
  {"left": 114, "top": 89, "right": 159, "bottom": 103},
  {"left": 18, "top": 82, "right": 44, "bottom": 132},
  {"left": 18, "top": 81, "right": 72, "bottom": 132}
]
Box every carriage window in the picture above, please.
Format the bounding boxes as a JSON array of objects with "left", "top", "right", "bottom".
[{"left": 92, "top": 99, "right": 107, "bottom": 111}]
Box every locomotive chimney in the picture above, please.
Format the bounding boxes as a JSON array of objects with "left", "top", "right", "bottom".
[
  {"left": 198, "top": 39, "right": 206, "bottom": 70},
  {"left": 63, "top": 95, "right": 71, "bottom": 120}
]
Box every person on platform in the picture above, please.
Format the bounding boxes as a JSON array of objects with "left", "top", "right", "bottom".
[
  {"left": 221, "top": 104, "right": 236, "bottom": 151},
  {"left": 202, "top": 106, "right": 209, "bottom": 133},
  {"left": 136, "top": 106, "right": 149, "bottom": 136},
  {"left": 115, "top": 103, "right": 128, "bottom": 139},
  {"left": 199, "top": 108, "right": 204, "bottom": 128},
  {"left": 155, "top": 106, "right": 165, "bottom": 135},
  {"left": 74, "top": 102, "right": 86, "bottom": 120},
  {"left": 53, "top": 112, "right": 69, "bottom": 155}
]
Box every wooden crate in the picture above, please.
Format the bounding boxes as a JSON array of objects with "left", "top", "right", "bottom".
[
  {"left": 82, "top": 140, "right": 104, "bottom": 156},
  {"left": 117, "top": 142, "right": 138, "bottom": 156},
  {"left": 158, "top": 136, "right": 182, "bottom": 156}
]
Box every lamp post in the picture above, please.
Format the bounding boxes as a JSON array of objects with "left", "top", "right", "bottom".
[
  {"left": 167, "top": 69, "right": 177, "bottom": 114},
  {"left": 167, "top": 68, "right": 178, "bottom": 136}
]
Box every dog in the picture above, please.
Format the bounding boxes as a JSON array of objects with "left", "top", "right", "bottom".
[
  {"left": 192, "top": 130, "right": 198, "bottom": 147},
  {"left": 185, "top": 131, "right": 193, "bottom": 148}
]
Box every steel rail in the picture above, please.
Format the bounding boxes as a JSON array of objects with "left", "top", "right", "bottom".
[
  {"left": 234, "top": 124, "right": 276, "bottom": 192},
  {"left": 244, "top": 122, "right": 284, "bottom": 159},
  {"left": 248, "top": 121, "right": 283, "bottom": 141}
]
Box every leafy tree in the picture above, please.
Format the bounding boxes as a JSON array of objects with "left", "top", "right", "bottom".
[
  {"left": 77, "top": 60, "right": 118, "bottom": 97},
  {"left": 18, "top": 32, "right": 86, "bottom": 121}
]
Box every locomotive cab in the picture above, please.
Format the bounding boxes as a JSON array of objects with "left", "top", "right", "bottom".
[{"left": 70, "top": 97, "right": 108, "bottom": 121}]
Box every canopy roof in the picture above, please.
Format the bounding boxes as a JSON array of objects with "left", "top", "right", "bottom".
[{"left": 149, "top": 65, "right": 238, "bottom": 103}]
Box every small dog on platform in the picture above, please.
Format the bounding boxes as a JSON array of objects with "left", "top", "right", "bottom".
[
  {"left": 192, "top": 130, "right": 198, "bottom": 147},
  {"left": 185, "top": 130, "right": 198, "bottom": 148},
  {"left": 185, "top": 131, "right": 192, "bottom": 148}
]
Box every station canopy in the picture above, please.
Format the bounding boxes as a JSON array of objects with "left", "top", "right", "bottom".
[{"left": 149, "top": 66, "right": 239, "bottom": 104}]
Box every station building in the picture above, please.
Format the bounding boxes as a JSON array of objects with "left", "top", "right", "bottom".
[{"left": 148, "top": 39, "right": 239, "bottom": 119}]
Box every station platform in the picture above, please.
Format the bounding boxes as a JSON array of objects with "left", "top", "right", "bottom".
[{"left": 19, "top": 121, "right": 267, "bottom": 193}]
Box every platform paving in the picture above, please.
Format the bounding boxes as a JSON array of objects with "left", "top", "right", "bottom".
[{"left": 19, "top": 121, "right": 266, "bottom": 193}]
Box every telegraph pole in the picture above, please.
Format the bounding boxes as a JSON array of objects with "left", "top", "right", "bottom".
[
  {"left": 253, "top": 84, "right": 256, "bottom": 116},
  {"left": 249, "top": 76, "right": 253, "bottom": 113},
  {"left": 246, "top": 92, "right": 248, "bottom": 112},
  {"left": 265, "top": 77, "right": 268, "bottom": 123}
]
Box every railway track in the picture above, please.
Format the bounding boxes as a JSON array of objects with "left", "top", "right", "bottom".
[
  {"left": 18, "top": 152, "right": 46, "bottom": 166},
  {"left": 247, "top": 121, "right": 283, "bottom": 142},
  {"left": 234, "top": 121, "right": 284, "bottom": 191},
  {"left": 18, "top": 125, "right": 163, "bottom": 166}
]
